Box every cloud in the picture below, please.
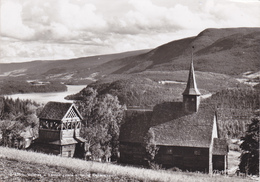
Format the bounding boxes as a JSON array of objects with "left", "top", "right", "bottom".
[
  {"left": 0, "top": 1, "right": 35, "bottom": 40},
  {"left": 0, "top": 0, "right": 260, "bottom": 63},
  {"left": 20, "top": 0, "right": 106, "bottom": 41}
]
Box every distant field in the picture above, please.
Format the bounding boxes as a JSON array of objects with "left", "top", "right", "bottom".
[{"left": 0, "top": 147, "right": 253, "bottom": 182}]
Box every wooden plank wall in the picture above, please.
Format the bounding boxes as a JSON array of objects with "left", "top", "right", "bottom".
[
  {"left": 120, "top": 142, "right": 211, "bottom": 172},
  {"left": 61, "top": 144, "right": 76, "bottom": 157},
  {"left": 212, "top": 155, "right": 225, "bottom": 171},
  {"left": 156, "top": 146, "right": 209, "bottom": 172},
  {"left": 119, "top": 142, "right": 146, "bottom": 165},
  {"left": 39, "top": 129, "right": 61, "bottom": 141}
]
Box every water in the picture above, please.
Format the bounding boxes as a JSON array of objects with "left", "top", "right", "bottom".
[{"left": 6, "top": 85, "right": 86, "bottom": 103}]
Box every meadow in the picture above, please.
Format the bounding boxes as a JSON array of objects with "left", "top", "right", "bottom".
[{"left": 0, "top": 147, "right": 253, "bottom": 182}]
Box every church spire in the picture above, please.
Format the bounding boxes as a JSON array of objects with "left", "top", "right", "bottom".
[
  {"left": 182, "top": 46, "right": 201, "bottom": 113},
  {"left": 182, "top": 46, "right": 201, "bottom": 96}
]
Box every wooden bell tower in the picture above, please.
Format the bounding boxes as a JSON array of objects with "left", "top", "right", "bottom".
[{"left": 32, "top": 102, "right": 86, "bottom": 158}]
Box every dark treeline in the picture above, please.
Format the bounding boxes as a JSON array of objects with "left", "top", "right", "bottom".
[
  {"left": 0, "top": 97, "right": 41, "bottom": 148},
  {"left": 205, "top": 88, "right": 260, "bottom": 138},
  {"left": 0, "top": 79, "right": 67, "bottom": 95},
  {"left": 66, "top": 77, "right": 185, "bottom": 107}
]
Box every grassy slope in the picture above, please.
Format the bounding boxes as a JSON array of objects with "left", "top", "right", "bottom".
[{"left": 0, "top": 147, "right": 252, "bottom": 182}]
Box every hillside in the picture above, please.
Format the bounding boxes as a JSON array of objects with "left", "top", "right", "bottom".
[
  {"left": 67, "top": 71, "right": 248, "bottom": 107},
  {"left": 0, "top": 49, "right": 150, "bottom": 84},
  {"left": 104, "top": 28, "right": 260, "bottom": 75},
  {"left": 0, "top": 28, "right": 259, "bottom": 86}
]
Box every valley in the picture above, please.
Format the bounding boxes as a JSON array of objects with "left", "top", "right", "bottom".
[
  {"left": 0, "top": 27, "right": 259, "bottom": 180},
  {"left": 0, "top": 28, "right": 259, "bottom": 89}
]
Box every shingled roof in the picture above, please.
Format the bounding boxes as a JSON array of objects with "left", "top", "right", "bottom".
[
  {"left": 120, "top": 110, "right": 153, "bottom": 143},
  {"left": 120, "top": 102, "right": 217, "bottom": 148},
  {"left": 38, "top": 101, "right": 82, "bottom": 120},
  {"left": 152, "top": 103, "right": 216, "bottom": 148}
]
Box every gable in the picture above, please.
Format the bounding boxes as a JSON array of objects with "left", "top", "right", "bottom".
[
  {"left": 38, "top": 102, "right": 82, "bottom": 121},
  {"left": 63, "top": 106, "right": 83, "bottom": 120},
  {"left": 212, "top": 138, "right": 228, "bottom": 155},
  {"left": 66, "top": 107, "right": 78, "bottom": 118},
  {"left": 212, "top": 114, "right": 218, "bottom": 139}
]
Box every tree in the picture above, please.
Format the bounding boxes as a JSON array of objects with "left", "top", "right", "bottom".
[
  {"left": 143, "top": 128, "right": 160, "bottom": 168},
  {"left": 0, "top": 120, "right": 25, "bottom": 147},
  {"left": 239, "top": 117, "right": 259, "bottom": 175},
  {"left": 75, "top": 87, "right": 126, "bottom": 162}
]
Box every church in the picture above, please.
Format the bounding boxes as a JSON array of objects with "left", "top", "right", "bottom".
[{"left": 119, "top": 57, "right": 229, "bottom": 173}]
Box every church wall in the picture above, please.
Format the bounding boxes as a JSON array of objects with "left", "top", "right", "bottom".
[
  {"left": 119, "top": 142, "right": 212, "bottom": 173},
  {"left": 119, "top": 142, "right": 147, "bottom": 165},
  {"left": 155, "top": 146, "right": 209, "bottom": 172},
  {"left": 212, "top": 155, "right": 225, "bottom": 171}
]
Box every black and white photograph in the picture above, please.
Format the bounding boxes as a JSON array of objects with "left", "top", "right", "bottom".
[{"left": 0, "top": 0, "right": 259, "bottom": 181}]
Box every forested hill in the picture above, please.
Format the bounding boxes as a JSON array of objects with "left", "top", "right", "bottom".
[
  {"left": 103, "top": 28, "right": 260, "bottom": 75},
  {"left": 67, "top": 70, "right": 251, "bottom": 108}
]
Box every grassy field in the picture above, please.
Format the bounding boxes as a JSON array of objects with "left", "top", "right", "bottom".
[{"left": 0, "top": 147, "right": 254, "bottom": 182}]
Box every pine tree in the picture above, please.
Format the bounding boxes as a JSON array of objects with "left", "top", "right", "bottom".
[{"left": 239, "top": 117, "right": 259, "bottom": 175}]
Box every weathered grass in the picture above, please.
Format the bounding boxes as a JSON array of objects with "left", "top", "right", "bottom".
[{"left": 0, "top": 147, "right": 251, "bottom": 182}]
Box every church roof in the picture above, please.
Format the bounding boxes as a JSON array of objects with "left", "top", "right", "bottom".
[
  {"left": 151, "top": 104, "right": 215, "bottom": 148},
  {"left": 119, "top": 110, "right": 153, "bottom": 144},
  {"left": 182, "top": 60, "right": 201, "bottom": 96},
  {"left": 119, "top": 102, "right": 216, "bottom": 148},
  {"left": 38, "top": 101, "right": 83, "bottom": 120}
]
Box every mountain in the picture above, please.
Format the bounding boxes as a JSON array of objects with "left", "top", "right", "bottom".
[
  {"left": 98, "top": 28, "right": 260, "bottom": 75},
  {"left": 0, "top": 28, "right": 259, "bottom": 85},
  {"left": 0, "top": 49, "right": 150, "bottom": 84}
]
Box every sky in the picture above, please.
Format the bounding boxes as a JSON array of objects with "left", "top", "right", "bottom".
[{"left": 0, "top": 0, "right": 260, "bottom": 63}]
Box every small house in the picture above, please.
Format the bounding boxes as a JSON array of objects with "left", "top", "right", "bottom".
[{"left": 30, "top": 102, "right": 86, "bottom": 158}]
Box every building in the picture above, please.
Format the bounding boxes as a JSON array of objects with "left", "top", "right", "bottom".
[
  {"left": 30, "top": 102, "right": 86, "bottom": 158},
  {"left": 119, "top": 58, "right": 228, "bottom": 173}
]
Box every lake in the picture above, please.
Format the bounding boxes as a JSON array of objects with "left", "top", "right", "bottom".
[{"left": 6, "top": 85, "right": 86, "bottom": 104}]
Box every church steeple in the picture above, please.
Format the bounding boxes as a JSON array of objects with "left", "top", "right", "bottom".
[{"left": 182, "top": 47, "right": 201, "bottom": 113}]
